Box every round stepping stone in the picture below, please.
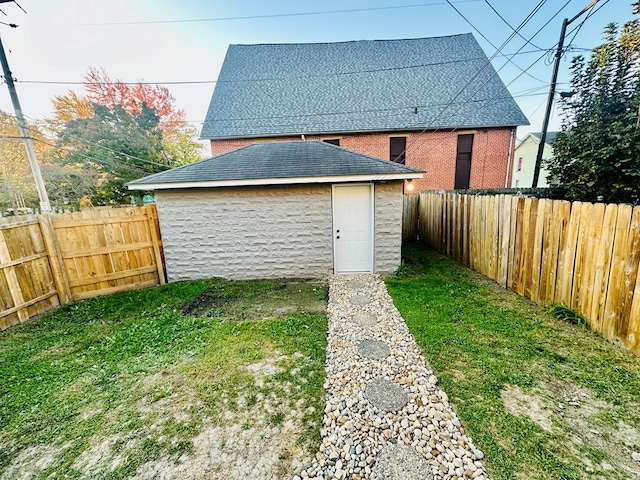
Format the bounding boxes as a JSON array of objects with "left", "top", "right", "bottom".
[
  {"left": 351, "top": 312, "right": 377, "bottom": 326},
  {"left": 372, "top": 443, "right": 435, "bottom": 480},
  {"left": 358, "top": 339, "right": 391, "bottom": 360},
  {"left": 346, "top": 280, "right": 367, "bottom": 289},
  {"left": 365, "top": 379, "right": 408, "bottom": 412},
  {"left": 349, "top": 294, "right": 371, "bottom": 306}
]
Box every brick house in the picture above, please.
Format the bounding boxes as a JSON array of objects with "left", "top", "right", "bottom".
[{"left": 201, "top": 34, "right": 529, "bottom": 191}]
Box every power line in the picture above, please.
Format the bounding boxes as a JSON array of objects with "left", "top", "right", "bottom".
[
  {"left": 483, "top": 0, "right": 546, "bottom": 50},
  {"left": 0, "top": 115, "right": 172, "bottom": 170},
  {"left": 393, "top": 0, "right": 578, "bottom": 171},
  {"left": 14, "top": 49, "right": 553, "bottom": 87},
  {"left": 445, "top": 0, "right": 548, "bottom": 83},
  {"left": 82, "top": 1, "right": 482, "bottom": 26},
  {"left": 565, "top": 0, "right": 610, "bottom": 48}
]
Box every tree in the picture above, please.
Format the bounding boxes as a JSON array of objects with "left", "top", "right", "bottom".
[
  {"left": 58, "top": 103, "right": 171, "bottom": 205},
  {"left": 0, "top": 111, "right": 51, "bottom": 212},
  {"left": 50, "top": 69, "right": 204, "bottom": 205},
  {"left": 547, "top": 3, "right": 640, "bottom": 204},
  {"left": 53, "top": 68, "right": 203, "bottom": 167}
]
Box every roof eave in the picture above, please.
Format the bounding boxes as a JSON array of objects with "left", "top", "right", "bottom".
[
  {"left": 202, "top": 123, "right": 528, "bottom": 141},
  {"left": 127, "top": 172, "right": 424, "bottom": 191}
]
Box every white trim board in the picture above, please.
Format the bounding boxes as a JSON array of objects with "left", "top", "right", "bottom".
[{"left": 128, "top": 173, "right": 422, "bottom": 191}]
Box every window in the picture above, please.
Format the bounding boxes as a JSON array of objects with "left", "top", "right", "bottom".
[
  {"left": 390, "top": 137, "right": 406, "bottom": 164},
  {"left": 323, "top": 138, "right": 340, "bottom": 146},
  {"left": 517, "top": 157, "right": 523, "bottom": 171},
  {"left": 454, "top": 134, "right": 474, "bottom": 189}
]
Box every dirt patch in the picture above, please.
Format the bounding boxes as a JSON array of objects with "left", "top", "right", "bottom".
[
  {"left": 0, "top": 445, "right": 60, "bottom": 480},
  {"left": 502, "top": 380, "right": 640, "bottom": 477},
  {"left": 246, "top": 357, "right": 285, "bottom": 388},
  {"left": 72, "top": 435, "right": 128, "bottom": 475},
  {"left": 501, "top": 384, "right": 554, "bottom": 432},
  {"left": 131, "top": 421, "right": 309, "bottom": 480},
  {"left": 181, "top": 291, "right": 228, "bottom": 317},
  {"left": 182, "top": 280, "right": 327, "bottom": 320}
]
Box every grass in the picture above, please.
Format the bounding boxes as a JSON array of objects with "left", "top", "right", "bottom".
[
  {"left": 0, "top": 278, "right": 327, "bottom": 479},
  {"left": 386, "top": 244, "right": 640, "bottom": 480}
]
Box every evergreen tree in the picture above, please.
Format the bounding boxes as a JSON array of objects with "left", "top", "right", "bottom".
[{"left": 548, "top": 3, "right": 640, "bottom": 204}]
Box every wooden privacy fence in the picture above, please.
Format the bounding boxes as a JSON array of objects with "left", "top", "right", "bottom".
[
  {"left": 0, "top": 205, "right": 165, "bottom": 331},
  {"left": 405, "top": 192, "right": 640, "bottom": 355}
]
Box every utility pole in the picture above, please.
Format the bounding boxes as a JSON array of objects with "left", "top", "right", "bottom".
[
  {"left": 0, "top": 34, "right": 51, "bottom": 212},
  {"left": 532, "top": 0, "right": 600, "bottom": 188}
]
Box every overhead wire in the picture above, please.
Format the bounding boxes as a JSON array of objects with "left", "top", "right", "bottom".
[
  {"left": 483, "top": 0, "right": 546, "bottom": 50},
  {"left": 395, "top": 0, "right": 579, "bottom": 166},
  {"left": 13, "top": 49, "right": 554, "bottom": 87},
  {"left": 0, "top": 0, "right": 603, "bottom": 176},
  {"left": 82, "top": 1, "right": 482, "bottom": 26},
  {"left": 565, "top": 0, "right": 610, "bottom": 50},
  {"left": 445, "top": 0, "right": 548, "bottom": 83}
]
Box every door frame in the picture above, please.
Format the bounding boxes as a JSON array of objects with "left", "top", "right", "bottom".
[{"left": 331, "top": 183, "right": 375, "bottom": 274}]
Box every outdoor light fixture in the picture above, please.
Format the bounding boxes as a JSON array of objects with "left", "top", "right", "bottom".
[{"left": 406, "top": 179, "right": 414, "bottom": 192}]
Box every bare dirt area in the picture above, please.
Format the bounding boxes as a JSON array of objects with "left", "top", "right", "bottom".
[
  {"left": 501, "top": 379, "right": 640, "bottom": 478},
  {"left": 0, "top": 277, "right": 327, "bottom": 480},
  {"left": 1, "top": 352, "right": 313, "bottom": 480}
]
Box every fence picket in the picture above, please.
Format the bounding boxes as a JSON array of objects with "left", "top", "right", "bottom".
[
  {"left": 402, "top": 192, "right": 640, "bottom": 356},
  {"left": 1, "top": 206, "right": 165, "bottom": 330}
]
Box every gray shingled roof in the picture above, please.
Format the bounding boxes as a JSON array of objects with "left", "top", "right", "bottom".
[
  {"left": 128, "top": 141, "right": 423, "bottom": 189},
  {"left": 201, "top": 34, "right": 529, "bottom": 139},
  {"left": 529, "top": 131, "right": 559, "bottom": 145}
]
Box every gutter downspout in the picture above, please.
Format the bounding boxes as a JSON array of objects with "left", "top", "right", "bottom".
[{"left": 504, "top": 128, "right": 516, "bottom": 188}]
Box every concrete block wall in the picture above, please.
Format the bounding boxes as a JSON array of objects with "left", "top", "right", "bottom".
[
  {"left": 210, "top": 127, "right": 516, "bottom": 192},
  {"left": 154, "top": 182, "right": 405, "bottom": 281},
  {"left": 155, "top": 185, "right": 334, "bottom": 281},
  {"left": 374, "top": 181, "right": 403, "bottom": 274}
]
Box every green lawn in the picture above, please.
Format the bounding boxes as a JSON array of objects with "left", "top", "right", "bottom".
[
  {"left": 0, "top": 278, "right": 327, "bottom": 479},
  {"left": 386, "top": 244, "right": 640, "bottom": 480}
]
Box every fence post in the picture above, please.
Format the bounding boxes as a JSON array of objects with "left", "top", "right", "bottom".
[
  {"left": 39, "top": 213, "right": 72, "bottom": 304},
  {"left": 145, "top": 205, "right": 166, "bottom": 285}
]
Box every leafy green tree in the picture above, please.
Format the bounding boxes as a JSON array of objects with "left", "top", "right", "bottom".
[
  {"left": 49, "top": 68, "right": 204, "bottom": 205},
  {"left": 547, "top": 3, "right": 640, "bottom": 204},
  {"left": 58, "top": 103, "right": 171, "bottom": 205}
]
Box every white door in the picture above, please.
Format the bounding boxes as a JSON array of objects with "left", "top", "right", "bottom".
[{"left": 333, "top": 184, "right": 373, "bottom": 273}]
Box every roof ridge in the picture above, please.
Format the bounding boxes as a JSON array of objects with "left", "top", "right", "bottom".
[{"left": 229, "top": 34, "right": 474, "bottom": 48}]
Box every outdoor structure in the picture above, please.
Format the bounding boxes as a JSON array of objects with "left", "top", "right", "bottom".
[
  {"left": 128, "top": 141, "right": 422, "bottom": 281},
  {"left": 201, "top": 34, "right": 529, "bottom": 191},
  {"left": 511, "top": 132, "right": 557, "bottom": 188}
]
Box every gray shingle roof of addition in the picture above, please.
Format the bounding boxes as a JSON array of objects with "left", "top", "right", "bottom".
[
  {"left": 201, "top": 34, "right": 529, "bottom": 139},
  {"left": 127, "top": 141, "right": 423, "bottom": 189},
  {"left": 530, "top": 131, "right": 559, "bottom": 145}
]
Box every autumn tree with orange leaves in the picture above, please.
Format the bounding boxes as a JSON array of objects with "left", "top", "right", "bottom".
[{"left": 48, "top": 68, "right": 203, "bottom": 205}]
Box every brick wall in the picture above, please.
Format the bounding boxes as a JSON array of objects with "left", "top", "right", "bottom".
[{"left": 210, "top": 127, "right": 516, "bottom": 191}]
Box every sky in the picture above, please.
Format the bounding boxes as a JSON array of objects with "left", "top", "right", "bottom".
[{"left": 0, "top": 0, "right": 635, "bottom": 151}]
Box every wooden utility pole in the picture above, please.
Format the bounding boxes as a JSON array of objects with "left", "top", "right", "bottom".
[
  {"left": 532, "top": 0, "right": 601, "bottom": 188},
  {"left": 0, "top": 34, "right": 51, "bottom": 212}
]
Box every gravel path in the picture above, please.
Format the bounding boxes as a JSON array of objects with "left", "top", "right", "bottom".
[{"left": 295, "top": 274, "right": 489, "bottom": 480}]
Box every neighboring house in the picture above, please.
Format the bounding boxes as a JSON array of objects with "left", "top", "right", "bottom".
[
  {"left": 201, "top": 34, "right": 529, "bottom": 191},
  {"left": 128, "top": 141, "right": 423, "bottom": 281},
  {"left": 511, "top": 132, "right": 558, "bottom": 188}
]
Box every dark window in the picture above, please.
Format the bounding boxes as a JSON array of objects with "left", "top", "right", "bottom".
[
  {"left": 390, "top": 137, "right": 406, "bottom": 164},
  {"left": 517, "top": 156, "right": 523, "bottom": 171},
  {"left": 323, "top": 138, "right": 340, "bottom": 146},
  {"left": 454, "top": 134, "right": 474, "bottom": 189}
]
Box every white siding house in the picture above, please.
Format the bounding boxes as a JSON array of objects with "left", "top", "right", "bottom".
[{"left": 511, "top": 132, "right": 557, "bottom": 188}]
